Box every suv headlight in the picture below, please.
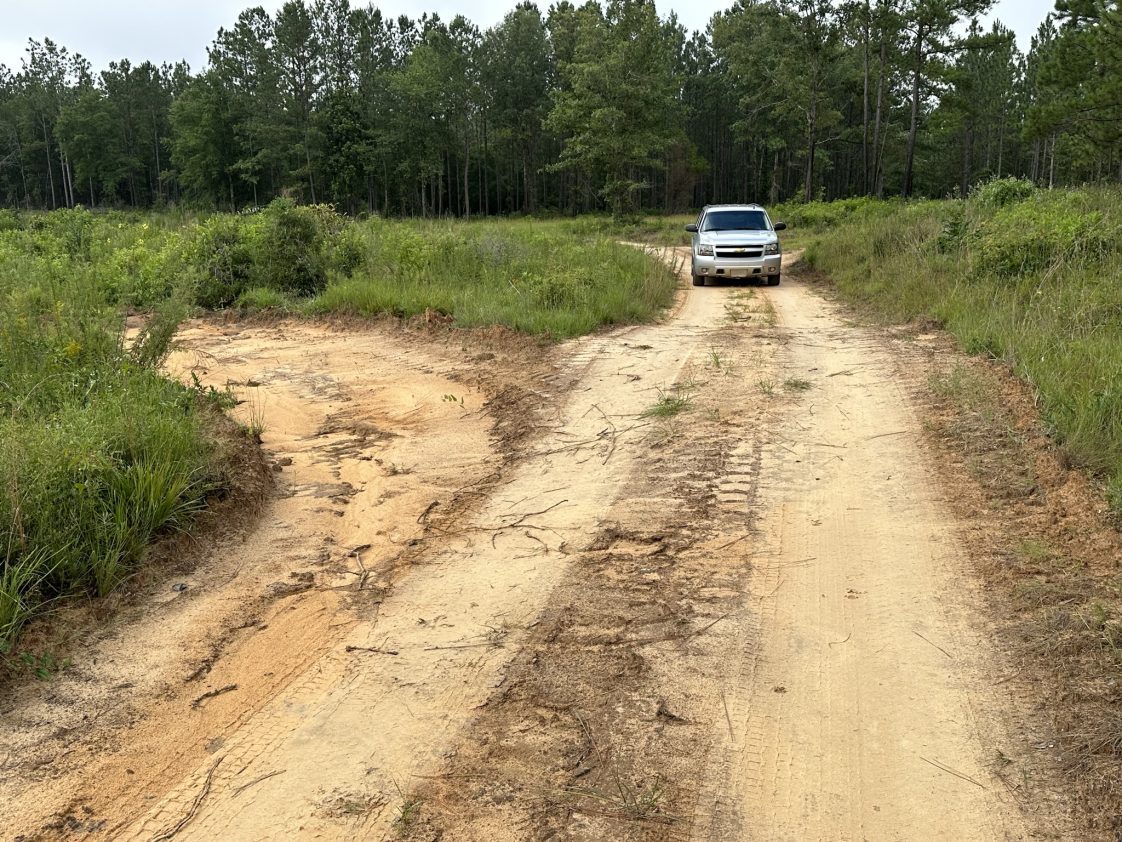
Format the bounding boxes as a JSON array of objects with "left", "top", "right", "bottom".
[
  {"left": 697, "top": 244, "right": 714, "bottom": 256},
  {"left": 764, "top": 241, "right": 780, "bottom": 255}
]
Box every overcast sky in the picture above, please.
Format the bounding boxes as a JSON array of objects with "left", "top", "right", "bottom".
[{"left": 0, "top": 0, "right": 1057, "bottom": 74}]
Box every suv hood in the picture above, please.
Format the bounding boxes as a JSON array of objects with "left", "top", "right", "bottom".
[{"left": 701, "top": 230, "right": 776, "bottom": 244}]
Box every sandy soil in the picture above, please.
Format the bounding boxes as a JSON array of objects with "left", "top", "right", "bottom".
[{"left": 0, "top": 252, "right": 1081, "bottom": 840}]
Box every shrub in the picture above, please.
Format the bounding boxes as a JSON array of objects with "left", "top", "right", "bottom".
[
  {"left": 329, "top": 225, "right": 367, "bottom": 277},
  {"left": 972, "top": 195, "right": 1118, "bottom": 277},
  {"left": 189, "top": 215, "right": 255, "bottom": 308},
  {"left": 0, "top": 209, "right": 22, "bottom": 232},
  {"left": 27, "top": 206, "right": 96, "bottom": 258},
  {"left": 251, "top": 199, "right": 330, "bottom": 296},
  {"left": 971, "top": 177, "right": 1036, "bottom": 208}
]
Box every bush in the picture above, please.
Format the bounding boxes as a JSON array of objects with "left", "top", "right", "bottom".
[
  {"left": 251, "top": 199, "right": 331, "bottom": 296},
  {"left": 971, "top": 177, "right": 1036, "bottom": 208},
  {"left": 189, "top": 215, "right": 255, "bottom": 308},
  {"left": 770, "top": 196, "right": 897, "bottom": 231},
  {"left": 0, "top": 209, "right": 22, "bottom": 232},
  {"left": 972, "top": 194, "right": 1119, "bottom": 277},
  {"left": 183, "top": 201, "right": 364, "bottom": 307}
]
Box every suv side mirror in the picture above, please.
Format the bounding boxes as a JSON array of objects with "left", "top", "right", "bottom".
[
  {"left": 685, "top": 223, "right": 698, "bottom": 233},
  {"left": 773, "top": 222, "right": 787, "bottom": 231}
]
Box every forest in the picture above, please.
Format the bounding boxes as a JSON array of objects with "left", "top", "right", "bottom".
[{"left": 1, "top": 0, "right": 1120, "bottom": 218}]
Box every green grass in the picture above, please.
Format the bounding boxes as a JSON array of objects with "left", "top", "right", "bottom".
[
  {"left": 306, "top": 217, "right": 678, "bottom": 339},
  {"left": 640, "top": 388, "right": 693, "bottom": 419},
  {"left": 0, "top": 215, "right": 225, "bottom": 648},
  {"left": 790, "top": 185, "right": 1122, "bottom": 512}
]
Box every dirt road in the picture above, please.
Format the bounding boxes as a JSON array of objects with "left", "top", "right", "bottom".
[{"left": 1, "top": 251, "right": 1069, "bottom": 840}]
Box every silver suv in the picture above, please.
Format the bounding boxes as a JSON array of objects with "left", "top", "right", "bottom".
[{"left": 686, "top": 204, "right": 787, "bottom": 287}]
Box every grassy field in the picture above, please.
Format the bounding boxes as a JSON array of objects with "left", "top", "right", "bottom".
[
  {"left": 0, "top": 205, "right": 679, "bottom": 651},
  {"left": 0, "top": 205, "right": 679, "bottom": 340},
  {"left": 780, "top": 183, "right": 1122, "bottom": 513},
  {"left": 308, "top": 217, "right": 678, "bottom": 337}
]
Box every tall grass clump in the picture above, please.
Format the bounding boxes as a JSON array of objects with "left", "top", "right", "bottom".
[
  {"left": 794, "top": 185, "right": 1122, "bottom": 511},
  {"left": 309, "top": 218, "right": 678, "bottom": 338},
  {"left": 0, "top": 215, "right": 222, "bottom": 647}
]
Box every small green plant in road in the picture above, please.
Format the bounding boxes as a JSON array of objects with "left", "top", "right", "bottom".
[
  {"left": 783, "top": 378, "right": 812, "bottom": 392},
  {"left": 706, "top": 347, "right": 735, "bottom": 376},
  {"left": 641, "top": 388, "right": 693, "bottom": 419},
  {"left": 393, "top": 796, "right": 422, "bottom": 831},
  {"left": 757, "top": 378, "right": 777, "bottom": 396},
  {"left": 390, "top": 778, "right": 423, "bottom": 833}
]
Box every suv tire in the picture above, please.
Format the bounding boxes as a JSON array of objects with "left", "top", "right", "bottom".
[
  {"left": 692, "top": 274, "right": 705, "bottom": 286},
  {"left": 767, "top": 275, "right": 781, "bottom": 286}
]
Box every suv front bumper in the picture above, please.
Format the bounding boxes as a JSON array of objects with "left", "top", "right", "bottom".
[{"left": 693, "top": 253, "right": 782, "bottom": 279}]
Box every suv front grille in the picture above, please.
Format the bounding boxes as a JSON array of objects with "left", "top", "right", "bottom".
[{"left": 715, "top": 246, "right": 764, "bottom": 258}]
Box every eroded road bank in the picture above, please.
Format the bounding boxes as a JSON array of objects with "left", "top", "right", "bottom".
[{"left": 1, "top": 252, "right": 1071, "bottom": 840}]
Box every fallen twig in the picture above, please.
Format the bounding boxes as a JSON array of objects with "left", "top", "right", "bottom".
[
  {"left": 345, "top": 645, "right": 399, "bottom": 655},
  {"left": 913, "top": 630, "right": 954, "bottom": 660},
  {"left": 191, "top": 684, "right": 238, "bottom": 709},
  {"left": 866, "top": 430, "right": 907, "bottom": 441},
  {"left": 423, "top": 641, "right": 497, "bottom": 651},
  {"left": 150, "top": 757, "right": 223, "bottom": 841},
  {"left": 919, "top": 755, "right": 986, "bottom": 790},
  {"left": 232, "top": 769, "right": 286, "bottom": 797},
  {"left": 721, "top": 690, "right": 735, "bottom": 740},
  {"left": 715, "top": 534, "right": 751, "bottom": 551}
]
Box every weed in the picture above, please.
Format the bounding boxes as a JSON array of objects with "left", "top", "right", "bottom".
[
  {"left": 191, "top": 372, "right": 238, "bottom": 410},
  {"left": 756, "top": 379, "right": 777, "bottom": 396},
  {"left": 641, "top": 388, "right": 693, "bottom": 419},
  {"left": 308, "top": 217, "right": 677, "bottom": 339},
  {"left": 783, "top": 378, "right": 812, "bottom": 392},
  {"left": 706, "top": 347, "right": 735, "bottom": 376},
  {"left": 390, "top": 779, "right": 422, "bottom": 833},
  {"left": 565, "top": 772, "right": 672, "bottom": 824},
  {"left": 0, "top": 213, "right": 223, "bottom": 647},
  {"left": 16, "top": 650, "right": 71, "bottom": 681}
]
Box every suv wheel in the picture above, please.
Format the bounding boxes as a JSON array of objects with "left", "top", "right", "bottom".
[
  {"left": 692, "top": 274, "right": 705, "bottom": 286},
  {"left": 767, "top": 275, "right": 781, "bottom": 286}
]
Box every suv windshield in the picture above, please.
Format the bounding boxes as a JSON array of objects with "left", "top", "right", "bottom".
[{"left": 701, "top": 210, "right": 769, "bottom": 232}]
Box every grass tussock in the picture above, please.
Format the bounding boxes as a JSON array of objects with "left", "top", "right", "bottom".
[{"left": 791, "top": 183, "right": 1122, "bottom": 514}]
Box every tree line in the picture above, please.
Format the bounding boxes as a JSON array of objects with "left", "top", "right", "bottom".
[{"left": 0, "top": 0, "right": 1119, "bottom": 217}]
